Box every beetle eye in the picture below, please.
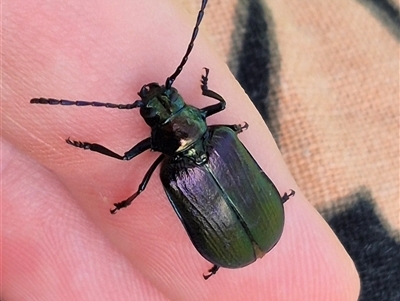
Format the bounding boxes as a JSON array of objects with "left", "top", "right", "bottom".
[{"left": 140, "top": 85, "right": 150, "bottom": 97}]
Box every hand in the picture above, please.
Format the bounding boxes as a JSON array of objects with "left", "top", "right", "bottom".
[{"left": 2, "top": 0, "right": 360, "bottom": 300}]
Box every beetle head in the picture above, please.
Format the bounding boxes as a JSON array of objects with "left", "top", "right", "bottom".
[{"left": 138, "top": 83, "right": 185, "bottom": 127}]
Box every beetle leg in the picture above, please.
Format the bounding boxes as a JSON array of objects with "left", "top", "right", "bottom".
[
  {"left": 66, "top": 137, "right": 151, "bottom": 160},
  {"left": 110, "top": 154, "right": 165, "bottom": 214},
  {"left": 203, "top": 265, "right": 220, "bottom": 280},
  {"left": 200, "top": 68, "right": 226, "bottom": 117},
  {"left": 227, "top": 122, "right": 249, "bottom": 134},
  {"left": 281, "top": 189, "right": 295, "bottom": 203},
  {"left": 212, "top": 123, "right": 249, "bottom": 134}
]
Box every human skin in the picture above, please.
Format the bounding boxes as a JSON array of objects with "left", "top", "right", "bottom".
[{"left": 2, "top": 0, "right": 360, "bottom": 300}]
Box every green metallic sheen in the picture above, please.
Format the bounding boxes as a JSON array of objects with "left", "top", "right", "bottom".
[{"left": 161, "top": 126, "right": 284, "bottom": 268}]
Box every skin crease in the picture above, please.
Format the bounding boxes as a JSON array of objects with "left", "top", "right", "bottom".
[{"left": 2, "top": 0, "right": 360, "bottom": 300}]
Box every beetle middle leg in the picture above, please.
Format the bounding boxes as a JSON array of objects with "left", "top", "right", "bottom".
[
  {"left": 110, "top": 154, "right": 165, "bottom": 214},
  {"left": 200, "top": 68, "right": 227, "bottom": 117},
  {"left": 211, "top": 123, "right": 249, "bottom": 135},
  {"left": 226, "top": 122, "right": 249, "bottom": 134}
]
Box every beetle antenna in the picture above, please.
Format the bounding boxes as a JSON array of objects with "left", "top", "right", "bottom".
[
  {"left": 165, "top": 0, "right": 208, "bottom": 89},
  {"left": 30, "top": 98, "right": 144, "bottom": 109}
]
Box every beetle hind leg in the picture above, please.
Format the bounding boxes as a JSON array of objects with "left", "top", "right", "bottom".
[
  {"left": 203, "top": 265, "right": 220, "bottom": 280},
  {"left": 281, "top": 189, "right": 295, "bottom": 203}
]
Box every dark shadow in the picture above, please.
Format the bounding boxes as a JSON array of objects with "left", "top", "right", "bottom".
[
  {"left": 318, "top": 189, "right": 400, "bottom": 301},
  {"left": 228, "top": 0, "right": 282, "bottom": 144},
  {"left": 357, "top": 0, "right": 400, "bottom": 41}
]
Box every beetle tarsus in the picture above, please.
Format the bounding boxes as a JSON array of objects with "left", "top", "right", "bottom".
[
  {"left": 281, "top": 189, "right": 295, "bottom": 203},
  {"left": 66, "top": 137, "right": 153, "bottom": 161},
  {"left": 203, "top": 265, "right": 220, "bottom": 280},
  {"left": 232, "top": 122, "right": 249, "bottom": 133},
  {"left": 200, "top": 67, "right": 210, "bottom": 88},
  {"left": 110, "top": 205, "right": 121, "bottom": 214},
  {"left": 66, "top": 137, "right": 87, "bottom": 148},
  {"left": 110, "top": 154, "right": 165, "bottom": 214},
  {"left": 110, "top": 191, "right": 140, "bottom": 214},
  {"left": 200, "top": 68, "right": 224, "bottom": 102},
  {"left": 200, "top": 68, "right": 227, "bottom": 117}
]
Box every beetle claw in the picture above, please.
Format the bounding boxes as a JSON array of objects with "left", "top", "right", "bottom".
[
  {"left": 110, "top": 206, "right": 119, "bottom": 214},
  {"left": 110, "top": 202, "right": 125, "bottom": 214},
  {"left": 240, "top": 122, "right": 249, "bottom": 132},
  {"left": 203, "top": 265, "right": 220, "bottom": 280},
  {"left": 281, "top": 189, "right": 295, "bottom": 203}
]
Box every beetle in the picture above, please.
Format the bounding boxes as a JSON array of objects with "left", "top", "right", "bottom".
[{"left": 30, "top": 0, "right": 295, "bottom": 279}]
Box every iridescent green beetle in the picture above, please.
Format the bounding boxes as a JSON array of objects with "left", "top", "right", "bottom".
[{"left": 31, "top": 0, "right": 294, "bottom": 279}]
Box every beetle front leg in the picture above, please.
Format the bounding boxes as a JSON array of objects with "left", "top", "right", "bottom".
[
  {"left": 110, "top": 154, "right": 165, "bottom": 214},
  {"left": 200, "top": 68, "right": 226, "bottom": 117},
  {"left": 203, "top": 264, "right": 220, "bottom": 280},
  {"left": 66, "top": 137, "right": 151, "bottom": 160}
]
